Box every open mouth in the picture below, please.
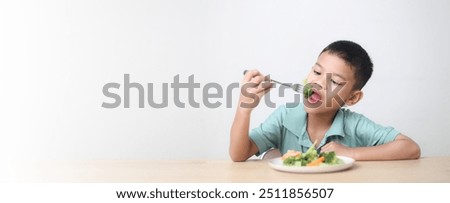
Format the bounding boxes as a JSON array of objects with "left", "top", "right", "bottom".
[
  {"left": 307, "top": 89, "right": 322, "bottom": 104},
  {"left": 303, "top": 83, "right": 322, "bottom": 104}
]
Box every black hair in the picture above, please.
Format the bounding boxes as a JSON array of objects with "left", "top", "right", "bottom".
[{"left": 320, "top": 40, "right": 373, "bottom": 90}]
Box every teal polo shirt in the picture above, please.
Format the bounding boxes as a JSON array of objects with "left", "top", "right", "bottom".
[{"left": 249, "top": 104, "right": 400, "bottom": 156}]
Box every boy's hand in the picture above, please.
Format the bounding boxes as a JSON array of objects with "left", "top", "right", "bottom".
[
  {"left": 320, "top": 141, "right": 355, "bottom": 158},
  {"left": 238, "top": 69, "right": 273, "bottom": 111}
]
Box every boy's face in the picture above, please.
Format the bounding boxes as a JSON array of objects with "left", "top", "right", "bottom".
[{"left": 304, "top": 51, "right": 360, "bottom": 114}]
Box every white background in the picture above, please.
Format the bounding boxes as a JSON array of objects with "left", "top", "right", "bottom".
[{"left": 1, "top": 0, "right": 449, "bottom": 161}]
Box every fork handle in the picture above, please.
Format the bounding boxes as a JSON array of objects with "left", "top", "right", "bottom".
[
  {"left": 270, "top": 79, "right": 291, "bottom": 87},
  {"left": 243, "top": 70, "right": 291, "bottom": 87}
]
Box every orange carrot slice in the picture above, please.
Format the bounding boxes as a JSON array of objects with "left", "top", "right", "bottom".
[{"left": 307, "top": 156, "right": 325, "bottom": 166}]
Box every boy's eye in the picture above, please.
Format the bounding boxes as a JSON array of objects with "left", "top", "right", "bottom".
[
  {"left": 313, "top": 70, "right": 321, "bottom": 75},
  {"left": 331, "top": 79, "right": 342, "bottom": 86}
]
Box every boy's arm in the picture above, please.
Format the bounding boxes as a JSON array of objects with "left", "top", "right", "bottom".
[
  {"left": 229, "top": 70, "right": 271, "bottom": 162},
  {"left": 229, "top": 108, "right": 259, "bottom": 162},
  {"left": 321, "top": 134, "right": 421, "bottom": 160}
]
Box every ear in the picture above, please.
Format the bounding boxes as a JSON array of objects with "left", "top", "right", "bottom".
[{"left": 345, "top": 90, "right": 363, "bottom": 106}]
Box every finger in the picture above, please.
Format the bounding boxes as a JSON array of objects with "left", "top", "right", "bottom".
[
  {"left": 320, "top": 146, "right": 330, "bottom": 152},
  {"left": 254, "top": 86, "right": 269, "bottom": 96},
  {"left": 241, "top": 82, "right": 267, "bottom": 98},
  {"left": 243, "top": 75, "right": 266, "bottom": 94},
  {"left": 262, "top": 83, "right": 274, "bottom": 95},
  {"left": 247, "top": 86, "right": 263, "bottom": 94},
  {"left": 243, "top": 69, "right": 261, "bottom": 82},
  {"left": 320, "top": 142, "right": 332, "bottom": 152},
  {"left": 250, "top": 75, "right": 264, "bottom": 85},
  {"left": 254, "top": 79, "right": 274, "bottom": 94}
]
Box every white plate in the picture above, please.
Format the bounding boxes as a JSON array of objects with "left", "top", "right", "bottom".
[{"left": 268, "top": 156, "right": 355, "bottom": 173}]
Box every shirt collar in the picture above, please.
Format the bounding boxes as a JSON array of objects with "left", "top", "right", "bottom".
[
  {"left": 282, "top": 105, "right": 346, "bottom": 148},
  {"left": 326, "top": 109, "right": 346, "bottom": 138}
]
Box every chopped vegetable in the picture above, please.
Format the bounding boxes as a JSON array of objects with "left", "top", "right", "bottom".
[
  {"left": 281, "top": 150, "right": 301, "bottom": 160},
  {"left": 303, "top": 143, "right": 318, "bottom": 163},
  {"left": 320, "top": 151, "right": 343, "bottom": 165},
  {"left": 281, "top": 142, "right": 343, "bottom": 167},
  {"left": 303, "top": 83, "right": 313, "bottom": 98},
  {"left": 307, "top": 156, "right": 325, "bottom": 166}
]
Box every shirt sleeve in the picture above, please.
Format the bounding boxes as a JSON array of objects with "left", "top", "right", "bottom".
[
  {"left": 249, "top": 105, "right": 287, "bottom": 156},
  {"left": 347, "top": 112, "right": 400, "bottom": 146}
]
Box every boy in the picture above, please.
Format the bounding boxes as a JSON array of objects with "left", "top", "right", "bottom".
[{"left": 229, "top": 40, "right": 421, "bottom": 162}]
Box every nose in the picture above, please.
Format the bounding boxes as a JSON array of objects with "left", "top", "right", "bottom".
[{"left": 314, "top": 74, "right": 327, "bottom": 91}]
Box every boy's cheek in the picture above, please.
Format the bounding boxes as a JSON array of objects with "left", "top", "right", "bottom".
[
  {"left": 304, "top": 76, "right": 312, "bottom": 84},
  {"left": 322, "top": 92, "right": 347, "bottom": 108},
  {"left": 305, "top": 72, "right": 317, "bottom": 82}
]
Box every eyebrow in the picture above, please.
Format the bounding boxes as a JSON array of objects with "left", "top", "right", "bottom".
[{"left": 315, "top": 62, "right": 347, "bottom": 81}]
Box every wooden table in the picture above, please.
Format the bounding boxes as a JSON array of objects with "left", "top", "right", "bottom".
[{"left": 5, "top": 157, "right": 450, "bottom": 183}]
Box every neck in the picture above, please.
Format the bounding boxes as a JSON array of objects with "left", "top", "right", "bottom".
[
  {"left": 306, "top": 110, "right": 338, "bottom": 145},
  {"left": 307, "top": 110, "right": 337, "bottom": 129}
]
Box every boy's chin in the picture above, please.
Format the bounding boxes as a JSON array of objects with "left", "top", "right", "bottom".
[{"left": 303, "top": 102, "right": 339, "bottom": 114}]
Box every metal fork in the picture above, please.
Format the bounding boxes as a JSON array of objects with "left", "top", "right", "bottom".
[{"left": 243, "top": 70, "right": 304, "bottom": 93}]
